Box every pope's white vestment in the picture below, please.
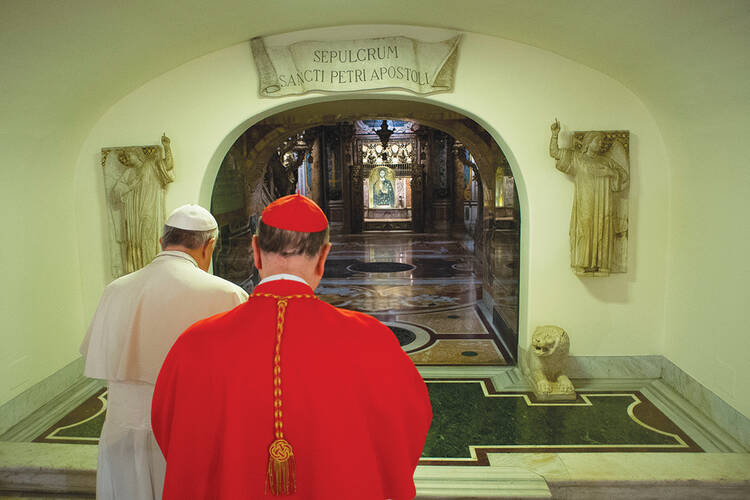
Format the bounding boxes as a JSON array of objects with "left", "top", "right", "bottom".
[{"left": 80, "top": 250, "right": 247, "bottom": 500}]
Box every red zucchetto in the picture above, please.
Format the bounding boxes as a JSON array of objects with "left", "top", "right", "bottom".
[{"left": 261, "top": 194, "right": 328, "bottom": 232}]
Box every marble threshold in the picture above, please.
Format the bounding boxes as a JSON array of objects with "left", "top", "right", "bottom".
[{"left": 1, "top": 441, "right": 749, "bottom": 499}]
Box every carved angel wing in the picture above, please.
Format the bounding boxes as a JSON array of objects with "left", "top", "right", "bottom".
[
  {"left": 605, "top": 139, "right": 630, "bottom": 191},
  {"left": 606, "top": 139, "right": 629, "bottom": 170}
]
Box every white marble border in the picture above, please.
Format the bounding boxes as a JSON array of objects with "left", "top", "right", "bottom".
[
  {"left": 414, "top": 466, "right": 551, "bottom": 498},
  {"left": 0, "top": 357, "right": 86, "bottom": 437},
  {"left": 487, "top": 452, "right": 750, "bottom": 500},
  {"left": 661, "top": 357, "right": 750, "bottom": 451}
]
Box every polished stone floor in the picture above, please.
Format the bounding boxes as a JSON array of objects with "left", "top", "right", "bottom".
[
  {"left": 318, "top": 232, "right": 513, "bottom": 365},
  {"left": 421, "top": 379, "right": 702, "bottom": 465},
  {"left": 213, "top": 230, "right": 520, "bottom": 364}
]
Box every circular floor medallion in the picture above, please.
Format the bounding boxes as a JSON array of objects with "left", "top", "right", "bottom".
[
  {"left": 388, "top": 326, "right": 417, "bottom": 346},
  {"left": 347, "top": 261, "right": 416, "bottom": 273},
  {"left": 382, "top": 321, "right": 433, "bottom": 353}
]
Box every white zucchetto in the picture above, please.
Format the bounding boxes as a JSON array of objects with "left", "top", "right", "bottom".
[{"left": 165, "top": 204, "right": 218, "bottom": 231}]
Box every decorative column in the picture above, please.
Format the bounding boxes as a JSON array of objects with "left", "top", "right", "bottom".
[
  {"left": 470, "top": 163, "right": 484, "bottom": 249},
  {"left": 410, "top": 163, "right": 426, "bottom": 233},
  {"left": 451, "top": 141, "right": 466, "bottom": 235},
  {"left": 416, "top": 129, "right": 432, "bottom": 232},
  {"left": 339, "top": 123, "right": 355, "bottom": 234},
  {"left": 323, "top": 126, "right": 344, "bottom": 234},
  {"left": 310, "top": 136, "right": 323, "bottom": 207},
  {"left": 350, "top": 163, "right": 364, "bottom": 234},
  {"left": 429, "top": 132, "right": 450, "bottom": 232}
]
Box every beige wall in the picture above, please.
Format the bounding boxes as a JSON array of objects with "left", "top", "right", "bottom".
[
  {"left": 661, "top": 99, "right": 749, "bottom": 417},
  {"left": 0, "top": 131, "right": 87, "bottom": 406}
]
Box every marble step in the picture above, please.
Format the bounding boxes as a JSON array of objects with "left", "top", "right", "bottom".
[
  {"left": 489, "top": 452, "right": 750, "bottom": 500},
  {"left": 0, "top": 443, "right": 95, "bottom": 497},
  {"left": 415, "top": 466, "right": 551, "bottom": 498},
  {"left": 1, "top": 442, "right": 549, "bottom": 498},
  {"left": 0, "top": 496, "right": 94, "bottom": 499},
  {"left": 3, "top": 442, "right": 750, "bottom": 499}
]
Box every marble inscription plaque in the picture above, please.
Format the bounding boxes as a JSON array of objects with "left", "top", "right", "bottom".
[{"left": 251, "top": 35, "right": 460, "bottom": 97}]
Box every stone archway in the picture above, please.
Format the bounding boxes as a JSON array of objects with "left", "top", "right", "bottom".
[{"left": 209, "top": 98, "right": 521, "bottom": 361}]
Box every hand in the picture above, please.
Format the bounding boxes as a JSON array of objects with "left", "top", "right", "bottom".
[
  {"left": 550, "top": 119, "right": 560, "bottom": 134},
  {"left": 161, "top": 134, "right": 170, "bottom": 145}
]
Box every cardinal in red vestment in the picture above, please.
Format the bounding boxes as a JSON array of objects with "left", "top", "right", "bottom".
[{"left": 152, "top": 194, "right": 432, "bottom": 499}]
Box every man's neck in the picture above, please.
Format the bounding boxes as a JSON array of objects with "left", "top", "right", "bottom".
[
  {"left": 257, "top": 273, "right": 310, "bottom": 287},
  {"left": 257, "top": 254, "right": 318, "bottom": 287},
  {"left": 163, "top": 246, "right": 205, "bottom": 270}
]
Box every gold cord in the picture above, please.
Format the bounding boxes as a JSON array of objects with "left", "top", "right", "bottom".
[{"left": 251, "top": 292, "right": 317, "bottom": 496}]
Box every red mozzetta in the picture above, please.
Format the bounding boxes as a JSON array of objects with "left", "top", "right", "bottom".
[{"left": 152, "top": 279, "right": 432, "bottom": 499}]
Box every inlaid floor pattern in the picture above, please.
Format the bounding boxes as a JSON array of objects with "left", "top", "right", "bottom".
[
  {"left": 318, "top": 233, "right": 514, "bottom": 365},
  {"left": 36, "top": 380, "right": 703, "bottom": 464}
]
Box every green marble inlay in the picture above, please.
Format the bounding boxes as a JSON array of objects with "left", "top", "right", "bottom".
[
  {"left": 53, "top": 410, "right": 106, "bottom": 439},
  {"left": 42, "top": 382, "right": 693, "bottom": 456},
  {"left": 423, "top": 381, "right": 682, "bottom": 458},
  {"left": 45, "top": 393, "right": 107, "bottom": 441}
]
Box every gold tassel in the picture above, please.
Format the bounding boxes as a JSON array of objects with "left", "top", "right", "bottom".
[
  {"left": 251, "top": 294, "right": 316, "bottom": 496},
  {"left": 266, "top": 438, "right": 295, "bottom": 495}
]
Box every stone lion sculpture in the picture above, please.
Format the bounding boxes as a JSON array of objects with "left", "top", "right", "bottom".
[{"left": 526, "top": 325, "right": 575, "bottom": 400}]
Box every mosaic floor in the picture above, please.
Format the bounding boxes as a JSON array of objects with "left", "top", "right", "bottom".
[
  {"left": 34, "top": 380, "right": 703, "bottom": 465},
  {"left": 318, "top": 232, "right": 512, "bottom": 365}
]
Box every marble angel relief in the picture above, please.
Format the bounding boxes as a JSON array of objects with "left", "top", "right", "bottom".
[
  {"left": 102, "top": 134, "right": 175, "bottom": 278},
  {"left": 549, "top": 120, "right": 629, "bottom": 277}
]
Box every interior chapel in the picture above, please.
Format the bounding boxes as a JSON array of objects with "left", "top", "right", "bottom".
[{"left": 0, "top": 1, "right": 749, "bottom": 498}]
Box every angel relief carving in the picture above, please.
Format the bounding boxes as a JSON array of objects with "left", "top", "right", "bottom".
[
  {"left": 102, "top": 135, "right": 174, "bottom": 278},
  {"left": 549, "top": 120, "right": 629, "bottom": 276}
]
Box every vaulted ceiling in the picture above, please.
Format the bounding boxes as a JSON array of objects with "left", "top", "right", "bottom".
[{"left": 2, "top": 0, "right": 747, "bottom": 159}]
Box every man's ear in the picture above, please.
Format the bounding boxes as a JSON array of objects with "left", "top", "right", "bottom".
[
  {"left": 314, "top": 243, "right": 332, "bottom": 277},
  {"left": 159, "top": 237, "right": 164, "bottom": 250},
  {"left": 203, "top": 238, "right": 216, "bottom": 260},
  {"left": 252, "top": 235, "right": 263, "bottom": 271}
]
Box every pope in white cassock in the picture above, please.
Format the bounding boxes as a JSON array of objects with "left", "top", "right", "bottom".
[{"left": 80, "top": 204, "right": 248, "bottom": 500}]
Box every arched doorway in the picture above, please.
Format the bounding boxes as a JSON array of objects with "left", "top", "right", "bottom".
[{"left": 210, "top": 99, "right": 521, "bottom": 364}]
